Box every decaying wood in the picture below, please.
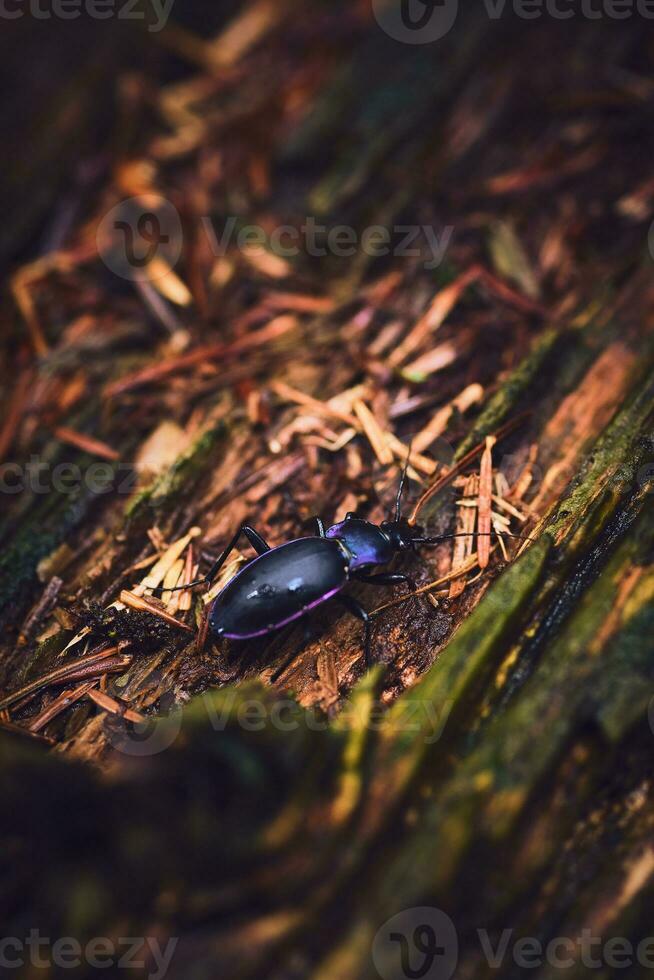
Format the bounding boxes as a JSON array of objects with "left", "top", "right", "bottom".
[{"left": 1, "top": 6, "right": 654, "bottom": 979}]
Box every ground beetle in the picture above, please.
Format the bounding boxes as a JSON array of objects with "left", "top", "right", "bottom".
[{"left": 158, "top": 454, "right": 517, "bottom": 667}]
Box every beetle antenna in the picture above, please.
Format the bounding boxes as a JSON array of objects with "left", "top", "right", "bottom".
[
  {"left": 394, "top": 441, "right": 413, "bottom": 522},
  {"left": 148, "top": 577, "right": 208, "bottom": 597},
  {"left": 413, "top": 531, "right": 534, "bottom": 545}
]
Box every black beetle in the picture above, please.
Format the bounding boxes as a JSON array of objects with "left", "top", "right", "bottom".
[{"left": 157, "top": 454, "right": 522, "bottom": 667}]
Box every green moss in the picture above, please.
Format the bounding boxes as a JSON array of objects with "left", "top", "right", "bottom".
[
  {"left": 386, "top": 536, "right": 552, "bottom": 763},
  {"left": 455, "top": 326, "right": 562, "bottom": 459},
  {"left": 125, "top": 422, "right": 225, "bottom": 526}
]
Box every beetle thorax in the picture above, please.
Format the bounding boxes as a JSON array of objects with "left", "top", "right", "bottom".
[{"left": 325, "top": 518, "right": 395, "bottom": 570}]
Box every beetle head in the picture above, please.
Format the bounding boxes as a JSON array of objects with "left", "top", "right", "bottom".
[{"left": 380, "top": 518, "right": 425, "bottom": 551}]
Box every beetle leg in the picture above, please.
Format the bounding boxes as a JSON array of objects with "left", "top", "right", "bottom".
[
  {"left": 310, "top": 516, "right": 326, "bottom": 538},
  {"left": 353, "top": 572, "right": 417, "bottom": 592},
  {"left": 338, "top": 595, "right": 372, "bottom": 666},
  {"left": 243, "top": 526, "right": 271, "bottom": 555},
  {"left": 202, "top": 525, "right": 271, "bottom": 586},
  {"left": 151, "top": 524, "right": 272, "bottom": 596}
]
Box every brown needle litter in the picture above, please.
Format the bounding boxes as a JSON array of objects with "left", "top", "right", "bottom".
[
  {"left": 449, "top": 474, "right": 478, "bottom": 599},
  {"left": 119, "top": 591, "right": 195, "bottom": 632},
  {"left": 371, "top": 552, "right": 487, "bottom": 618},
  {"left": 0, "top": 720, "right": 55, "bottom": 746},
  {"left": 53, "top": 427, "right": 120, "bottom": 462},
  {"left": 29, "top": 681, "right": 98, "bottom": 732},
  {"left": 477, "top": 436, "right": 496, "bottom": 570},
  {"left": 408, "top": 413, "right": 530, "bottom": 526},
  {"left": 86, "top": 688, "right": 145, "bottom": 724},
  {"left": 352, "top": 399, "right": 393, "bottom": 466},
  {"left": 412, "top": 383, "right": 484, "bottom": 454},
  {"left": 104, "top": 315, "right": 299, "bottom": 398},
  {"left": 0, "top": 647, "right": 130, "bottom": 713}
]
